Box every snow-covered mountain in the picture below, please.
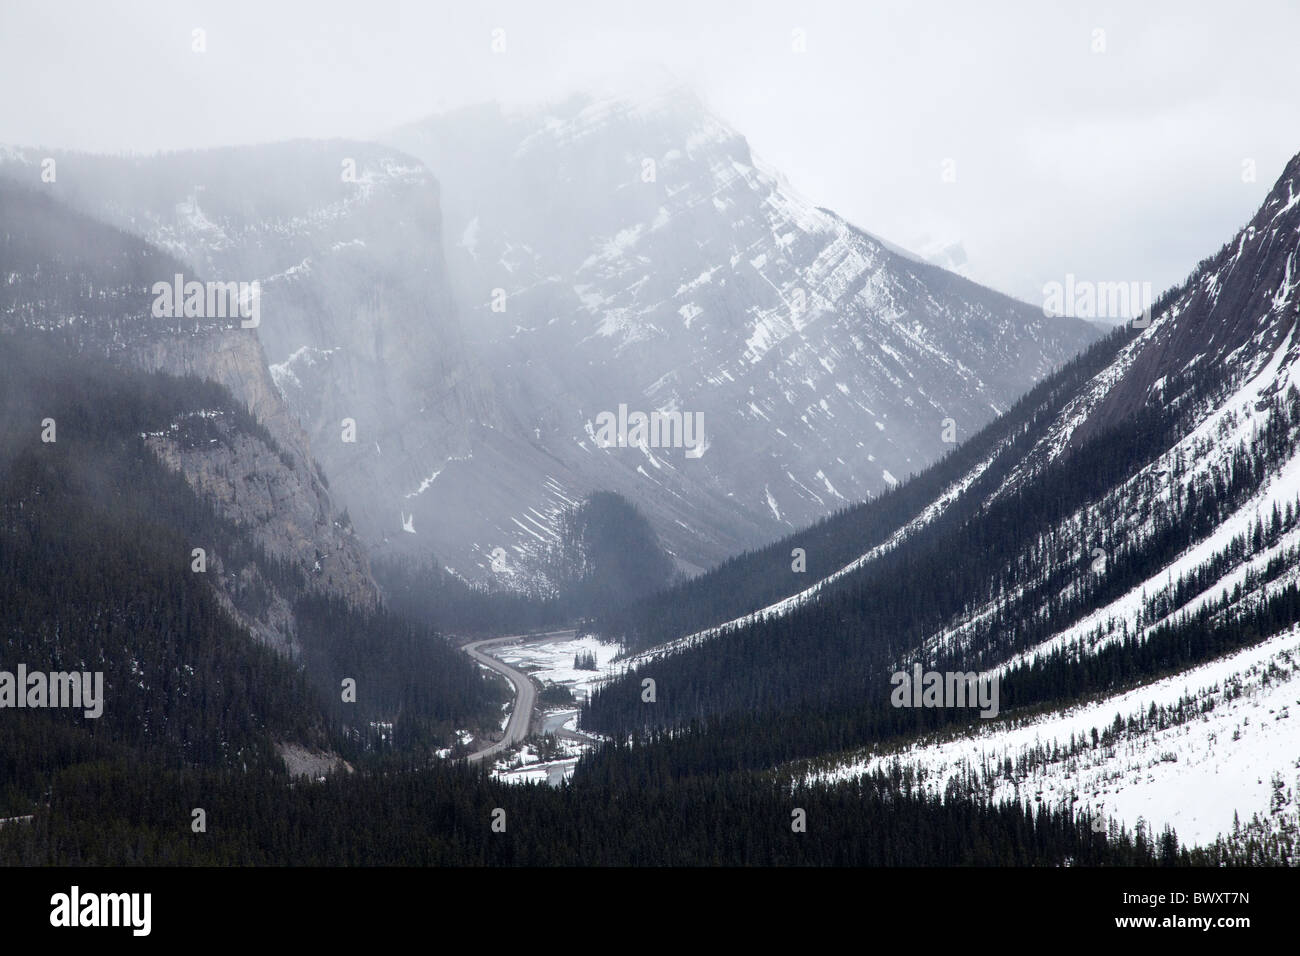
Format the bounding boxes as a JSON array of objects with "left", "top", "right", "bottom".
[
  {"left": 385, "top": 85, "right": 1102, "bottom": 578},
  {"left": 875, "top": 151, "right": 1300, "bottom": 847},
  {"left": 1, "top": 89, "right": 1099, "bottom": 587},
  {"left": 588, "top": 151, "right": 1300, "bottom": 851}
]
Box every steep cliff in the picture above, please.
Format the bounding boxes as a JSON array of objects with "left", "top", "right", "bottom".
[
  {"left": 0, "top": 142, "right": 494, "bottom": 575},
  {"left": 0, "top": 180, "right": 377, "bottom": 645},
  {"left": 388, "top": 85, "right": 1103, "bottom": 579}
]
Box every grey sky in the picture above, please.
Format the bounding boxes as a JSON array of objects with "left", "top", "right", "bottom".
[{"left": 2, "top": 0, "right": 1297, "bottom": 308}]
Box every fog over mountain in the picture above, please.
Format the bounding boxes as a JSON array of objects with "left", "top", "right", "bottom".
[
  {"left": 2, "top": 85, "right": 1100, "bottom": 584},
  {"left": 4, "top": 1, "right": 1297, "bottom": 306},
  {"left": 387, "top": 83, "right": 1102, "bottom": 577},
  {"left": 1, "top": 0, "right": 1296, "bottom": 908}
]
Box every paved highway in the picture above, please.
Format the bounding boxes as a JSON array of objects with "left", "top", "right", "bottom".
[
  {"left": 462, "top": 635, "right": 539, "bottom": 763},
  {"left": 462, "top": 629, "right": 580, "bottom": 763}
]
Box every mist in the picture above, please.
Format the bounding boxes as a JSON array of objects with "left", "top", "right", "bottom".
[{"left": 3, "top": 0, "right": 1297, "bottom": 305}]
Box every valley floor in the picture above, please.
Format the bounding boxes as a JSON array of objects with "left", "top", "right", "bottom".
[{"left": 460, "top": 631, "right": 617, "bottom": 784}]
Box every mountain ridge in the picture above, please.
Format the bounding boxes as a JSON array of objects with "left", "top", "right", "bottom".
[
  {"left": 385, "top": 84, "right": 1104, "bottom": 579},
  {"left": 580, "top": 149, "right": 1300, "bottom": 849}
]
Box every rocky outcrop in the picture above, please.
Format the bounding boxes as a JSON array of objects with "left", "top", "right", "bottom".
[
  {"left": 276, "top": 742, "right": 353, "bottom": 779},
  {"left": 0, "top": 177, "right": 379, "bottom": 649},
  {"left": 385, "top": 85, "right": 1104, "bottom": 580},
  {"left": 0, "top": 142, "right": 495, "bottom": 569},
  {"left": 3, "top": 108, "right": 1103, "bottom": 589}
]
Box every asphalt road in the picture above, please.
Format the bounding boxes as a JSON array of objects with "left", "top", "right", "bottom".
[
  {"left": 461, "top": 629, "right": 580, "bottom": 763},
  {"left": 461, "top": 635, "right": 539, "bottom": 763}
]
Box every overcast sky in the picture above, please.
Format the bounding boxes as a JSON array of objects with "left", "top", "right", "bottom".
[{"left": 3, "top": 0, "right": 1298, "bottom": 308}]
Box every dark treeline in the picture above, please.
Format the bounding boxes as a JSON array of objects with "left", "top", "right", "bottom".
[
  {"left": 0, "top": 337, "right": 499, "bottom": 811},
  {"left": 292, "top": 594, "right": 501, "bottom": 754},
  {"left": 0, "top": 756, "right": 1179, "bottom": 866},
  {"left": 573, "top": 557, "right": 1300, "bottom": 786},
  {"left": 373, "top": 555, "right": 568, "bottom": 636},
  {"left": 0, "top": 338, "right": 327, "bottom": 809},
  {"left": 546, "top": 491, "right": 676, "bottom": 610}
]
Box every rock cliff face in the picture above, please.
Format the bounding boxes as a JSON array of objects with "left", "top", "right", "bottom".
[
  {"left": 4, "top": 101, "right": 1101, "bottom": 588},
  {"left": 385, "top": 85, "right": 1104, "bottom": 578},
  {"left": 0, "top": 142, "right": 494, "bottom": 573},
  {"left": 0, "top": 179, "right": 377, "bottom": 645},
  {"left": 133, "top": 326, "right": 381, "bottom": 644},
  {"left": 143, "top": 403, "right": 378, "bottom": 650}
]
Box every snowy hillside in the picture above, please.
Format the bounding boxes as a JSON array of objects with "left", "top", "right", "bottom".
[
  {"left": 816, "top": 624, "right": 1300, "bottom": 847},
  {"left": 793, "top": 153, "right": 1300, "bottom": 849}
]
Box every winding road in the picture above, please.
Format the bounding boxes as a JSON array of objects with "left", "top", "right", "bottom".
[
  {"left": 462, "top": 629, "right": 582, "bottom": 764},
  {"left": 462, "top": 635, "right": 538, "bottom": 763}
]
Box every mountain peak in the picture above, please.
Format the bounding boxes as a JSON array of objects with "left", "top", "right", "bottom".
[{"left": 383, "top": 94, "right": 1102, "bottom": 579}]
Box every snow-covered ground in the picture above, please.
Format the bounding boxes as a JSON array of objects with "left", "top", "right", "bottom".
[
  {"left": 483, "top": 632, "right": 619, "bottom": 785},
  {"left": 494, "top": 736, "right": 593, "bottom": 786},
  {"left": 492, "top": 632, "right": 622, "bottom": 701},
  {"left": 926, "top": 328, "right": 1300, "bottom": 669},
  {"left": 813, "top": 626, "right": 1300, "bottom": 847}
]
